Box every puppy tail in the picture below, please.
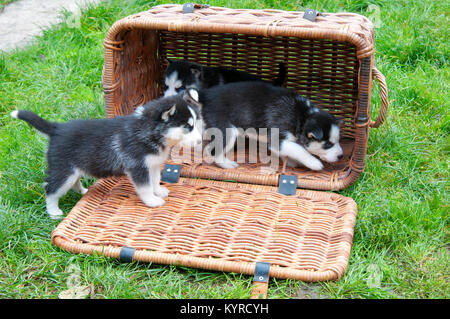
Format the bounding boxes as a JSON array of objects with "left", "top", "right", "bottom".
[
  {"left": 272, "top": 62, "right": 287, "bottom": 86},
  {"left": 10, "top": 110, "right": 57, "bottom": 135}
]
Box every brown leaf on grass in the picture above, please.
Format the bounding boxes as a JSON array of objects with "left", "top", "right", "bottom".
[{"left": 58, "top": 285, "right": 91, "bottom": 299}]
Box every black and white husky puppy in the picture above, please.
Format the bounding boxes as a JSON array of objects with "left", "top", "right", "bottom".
[
  {"left": 198, "top": 82, "right": 344, "bottom": 171},
  {"left": 163, "top": 59, "right": 286, "bottom": 97},
  {"left": 10, "top": 90, "right": 202, "bottom": 219}
]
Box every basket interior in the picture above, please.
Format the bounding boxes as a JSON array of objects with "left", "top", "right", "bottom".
[{"left": 109, "top": 29, "right": 362, "bottom": 189}]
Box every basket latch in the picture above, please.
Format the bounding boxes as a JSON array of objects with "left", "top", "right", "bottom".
[
  {"left": 303, "top": 9, "right": 326, "bottom": 22},
  {"left": 161, "top": 164, "right": 182, "bottom": 183},
  {"left": 278, "top": 175, "right": 298, "bottom": 195},
  {"left": 182, "top": 3, "right": 209, "bottom": 14},
  {"left": 250, "top": 262, "right": 271, "bottom": 299}
]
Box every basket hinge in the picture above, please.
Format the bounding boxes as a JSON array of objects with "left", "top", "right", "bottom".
[
  {"left": 119, "top": 246, "right": 135, "bottom": 263},
  {"left": 182, "top": 3, "right": 210, "bottom": 14},
  {"left": 250, "top": 262, "right": 271, "bottom": 299},
  {"left": 278, "top": 175, "right": 298, "bottom": 195},
  {"left": 161, "top": 164, "right": 182, "bottom": 183},
  {"left": 303, "top": 9, "right": 326, "bottom": 22}
]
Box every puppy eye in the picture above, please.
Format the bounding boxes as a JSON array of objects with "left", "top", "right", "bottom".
[
  {"left": 323, "top": 141, "right": 333, "bottom": 149},
  {"left": 163, "top": 84, "right": 168, "bottom": 90},
  {"left": 176, "top": 86, "right": 185, "bottom": 93}
]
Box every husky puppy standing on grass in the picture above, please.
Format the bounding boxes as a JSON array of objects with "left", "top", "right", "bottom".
[
  {"left": 11, "top": 89, "right": 202, "bottom": 219},
  {"left": 163, "top": 59, "right": 286, "bottom": 97}
]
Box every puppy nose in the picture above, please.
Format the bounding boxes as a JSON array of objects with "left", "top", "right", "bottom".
[{"left": 337, "top": 154, "right": 343, "bottom": 160}]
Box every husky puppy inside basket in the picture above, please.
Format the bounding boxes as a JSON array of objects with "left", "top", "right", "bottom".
[
  {"left": 164, "top": 61, "right": 344, "bottom": 171},
  {"left": 163, "top": 59, "right": 286, "bottom": 96}
]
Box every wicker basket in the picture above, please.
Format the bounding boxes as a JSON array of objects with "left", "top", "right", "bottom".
[
  {"left": 101, "top": 4, "right": 388, "bottom": 191},
  {"left": 52, "top": 4, "right": 389, "bottom": 296}
]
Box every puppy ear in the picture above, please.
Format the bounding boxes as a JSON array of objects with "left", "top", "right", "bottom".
[
  {"left": 307, "top": 128, "right": 323, "bottom": 140},
  {"left": 183, "top": 89, "right": 202, "bottom": 108},
  {"left": 161, "top": 104, "right": 176, "bottom": 121},
  {"left": 190, "top": 65, "right": 202, "bottom": 78}
]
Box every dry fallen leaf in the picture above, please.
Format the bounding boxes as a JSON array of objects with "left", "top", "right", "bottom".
[{"left": 58, "top": 285, "right": 91, "bottom": 299}]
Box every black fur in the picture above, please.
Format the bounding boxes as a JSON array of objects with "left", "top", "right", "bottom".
[
  {"left": 199, "top": 81, "right": 337, "bottom": 144},
  {"left": 12, "top": 92, "right": 201, "bottom": 217},
  {"left": 197, "top": 81, "right": 343, "bottom": 170},
  {"left": 164, "top": 59, "right": 286, "bottom": 96}
]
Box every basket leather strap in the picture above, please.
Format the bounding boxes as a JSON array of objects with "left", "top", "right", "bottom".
[
  {"left": 250, "top": 262, "right": 271, "bottom": 299},
  {"left": 119, "top": 246, "right": 135, "bottom": 263}
]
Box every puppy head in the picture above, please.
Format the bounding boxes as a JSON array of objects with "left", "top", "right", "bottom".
[
  {"left": 300, "top": 111, "right": 344, "bottom": 163},
  {"left": 138, "top": 88, "right": 202, "bottom": 147},
  {"left": 163, "top": 59, "right": 203, "bottom": 97}
]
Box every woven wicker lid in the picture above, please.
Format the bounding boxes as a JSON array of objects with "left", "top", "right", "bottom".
[
  {"left": 52, "top": 176, "right": 358, "bottom": 282},
  {"left": 108, "top": 4, "right": 375, "bottom": 59}
]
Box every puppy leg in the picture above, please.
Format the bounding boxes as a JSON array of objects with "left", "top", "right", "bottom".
[
  {"left": 150, "top": 165, "right": 169, "bottom": 198},
  {"left": 45, "top": 169, "right": 82, "bottom": 219},
  {"left": 71, "top": 177, "right": 88, "bottom": 195},
  {"left": 213, "top": 127, "right": 239, "bottom": 169},
  {"left": 274, "top": 140, "right": 324, "bottom": 171},
  {"left": 127, "top": 167, "right": 165, "bottom": 208},
  {"left": 286, "top": 158, "right": 301, "bottom": 168}
]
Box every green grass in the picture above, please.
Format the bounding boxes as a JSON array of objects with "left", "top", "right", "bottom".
[
  {"left": 0, "top": 0, "right": 448, "bottom": 299},
  {"left": 0, "top": 0, "right": 17, "bottom": 10}
]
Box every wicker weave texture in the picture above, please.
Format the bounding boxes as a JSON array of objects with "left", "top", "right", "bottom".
[{"left": 52, "top": 177, "right": 357, "bottom": 281}]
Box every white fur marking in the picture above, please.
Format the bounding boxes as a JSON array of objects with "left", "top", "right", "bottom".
[
  {"left": 276, "top": 140, "right": 324, "bottom": 171},
  {"left": 329, "top": 125, "right": 340, "bottom": 144},
  {"left": 134, "top": 183, "right": 165, "bottom": 207},
  {"left": 305, "top": 125, "right": 343, "bottom": 163},
  {"left": 214, "top": 127, "right": 239, "bottom": 169},
  {"left": 145, "top": 153, "right": 170, "bottom": 199},
  {"left": 164, "top": 71, "right": 182, "bottom": 97},
  {"left": 134, "top": 106, "right": 145, "bottom": 117},
  {"left": 187, "top": 106, "right": 197, "bottom": 124},
  {"left": 10, "top": 110, "right": 19, "bottom": 119},
  {"left": 188, "top": 89, "right": 199, "bottom": 102},
  {"left": 46, "top": 169, "right": 83, "bottom": 218},
  {"left": 285, "top": 132, "right": 297, "bottom": 142},
  {"left": 72, "top": 177, "right": 88, "bottom": 195}
]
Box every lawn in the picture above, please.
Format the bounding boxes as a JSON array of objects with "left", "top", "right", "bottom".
[
  {"left": 0, "top": 0, "right": 16, "bottom": 11},
  {"left": 0, "top": 0, "right": 448, "bottom": 298}
]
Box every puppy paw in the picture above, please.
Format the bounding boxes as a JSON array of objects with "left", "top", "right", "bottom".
[
  {"left": 74, "top": 187, "right": 88, "bottom": 195},
  {"left": 142, "top": 195, "right": 165, "bottom": 208},
  {"left": 72, "top": 184, "right": 88, "bottom": 195},
  {"left": 304, "top": 158, "right": 324, "bottom": 171},
  {"left": 48, "top": 209, "right": 64, "bottom": 220},
  {"left": 154, "top": 186, "right": 169, "bottom": 198},
  {"left": 216, "top": 158, "right": 239, "bottom": 169}
]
